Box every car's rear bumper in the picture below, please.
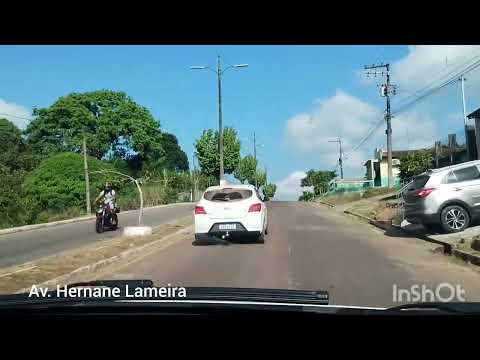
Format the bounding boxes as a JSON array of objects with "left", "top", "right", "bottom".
[
  {"left": 195, "top": 231, "right": 261, "bottom": 242},
  {"left": 195, "top": 216, "right": 264, "bottom": 234}
]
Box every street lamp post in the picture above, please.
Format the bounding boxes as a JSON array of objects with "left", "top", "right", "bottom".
[{"left": 190, "top": 56, "right": 248, "bottom": 185}]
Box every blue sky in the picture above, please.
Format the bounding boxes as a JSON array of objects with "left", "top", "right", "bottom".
[{"left": 2, "top": 45, "right": 480, "bottom": 199}]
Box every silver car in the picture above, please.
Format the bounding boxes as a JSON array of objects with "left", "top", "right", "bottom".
[{"left": 403, "top": 160, "right": 480, "bottom": 233}]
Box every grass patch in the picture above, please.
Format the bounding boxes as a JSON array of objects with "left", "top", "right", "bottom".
[
  {"left": 0, "top": 215, "right": 193, "bottom": 294},
  {"left": 346, "top": 198, "right": 401, "bottom": 224},
  {"left": 318, "top": 186, "right": 400, "bottom": 206}
]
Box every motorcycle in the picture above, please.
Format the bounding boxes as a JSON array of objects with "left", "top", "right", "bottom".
[{"left": 95, "top": 203, "right": 119, "bottom": 233}]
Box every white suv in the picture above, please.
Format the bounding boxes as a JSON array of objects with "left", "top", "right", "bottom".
[{"left": 194, "top": 184, "right": 268, "bottom": 244}]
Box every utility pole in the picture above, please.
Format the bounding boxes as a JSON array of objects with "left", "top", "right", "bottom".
[
  {"left": 460, "top": 75, "right": 470, "bottom": 160},
  {"left": 82, "top": 133, "right": 91, "bottom": 216},
  {"left": 328, "top": 137, "right": 343, "bottom": 179},
  {"left": 190, "top": 57, "right": 248, "bottom": 185},
  {"left": 192, "top": 152, "right": 198, "bottom": 202},
  {"left": 253, "top": 131, "right": 257, "bottom": 189},
  {"left": 217, "top": 56, "right": 224, "bottom": 183},
  {"left": 364, "top": 63, "right": 396, "bottom": 188}
]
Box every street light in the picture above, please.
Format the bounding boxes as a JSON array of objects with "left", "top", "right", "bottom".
[{"left": 190, "top": 55, "right": 249, "bottom": 185}]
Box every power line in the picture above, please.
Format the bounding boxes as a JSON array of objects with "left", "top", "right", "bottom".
[
  {"left": 393, "top": 57, "right": 480, "bottom": 115},
  {"left": 342, "top": 52, "right": 480, "bottom": 163}
]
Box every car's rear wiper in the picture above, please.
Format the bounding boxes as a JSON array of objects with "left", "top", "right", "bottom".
[{"left": 386, "top": 302, "right": 480, "bottom": 314}]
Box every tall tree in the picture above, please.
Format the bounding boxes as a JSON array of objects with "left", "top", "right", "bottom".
[
  {"left": 194, "top": 127, "right": 241, "bottom": 180},
  {"left": 144, "top": 132, "right": 188, "bottom": 173},
  {"left": 0, "top": 119, "right": 39, "bottom": 228},
  {"left": 234, "top": 155, "right": 257, "bottom": 184},
  {"left": 25, "top": 90, "right": 164, "bottom": 169},
  {"left": 263, "top": 183, "right": 277, "bottom": 200},
  {"left": 301, "top": 169, "right": 336, "bottom": 195},
  {"left": 399, "top": 151, "right": 433, "bottom": 182}
]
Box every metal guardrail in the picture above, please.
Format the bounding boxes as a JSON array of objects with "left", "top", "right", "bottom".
[{"left": 395, "top": 177, "right": 414, "bottom": 222}]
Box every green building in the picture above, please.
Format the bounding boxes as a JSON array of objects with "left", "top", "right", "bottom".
[{"left": 364, "top": 148, "right": 404, "bottom": 187}]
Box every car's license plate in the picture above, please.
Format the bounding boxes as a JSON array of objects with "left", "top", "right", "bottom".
[{"left": 218, "top": 224, "right": 237, "bottom": 230}]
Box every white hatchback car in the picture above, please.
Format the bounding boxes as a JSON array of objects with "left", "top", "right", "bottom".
[{"left": 194, "top": 184, "right": 268, "bottom": 244}]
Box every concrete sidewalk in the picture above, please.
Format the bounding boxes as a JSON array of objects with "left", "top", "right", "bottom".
[{"left": 399, "top": 219, "right": 480, "bottom": 266}]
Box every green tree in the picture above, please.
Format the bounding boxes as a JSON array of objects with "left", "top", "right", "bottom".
[
  {"left": 263, "top": 183, "right": 277, "bottom": 200},
  {"left": 0, "top": 118, "right": 24, "bottom": 171},
  {"left": 254, "top": 169, "right": 267, "bottom": 188},
  {"left": 234, "top": 155, "right": 257, "bottom": 184},
  {"left": 399, "top": 151, "right": 433, "bottom": 181},
  {"left": 0, "top": 119, "right": 40, "bottom": 228},
  {"left": 298, "top": 191, "right": 315, "bottom": 201},
  {"left": 143, "top": 133, "right": 189, "bottom": 174},
  {"left": 194, "top": 127, "right": 241, "bottom": 180},
  {"left": 301, "top": 169, "right": 336, "bottom": 195},
  {"left": 25, "top": 90, "right": 164, "bottom": 170},
  {"left": 22, "top": 152, "right": 119, "bottom": 220}
]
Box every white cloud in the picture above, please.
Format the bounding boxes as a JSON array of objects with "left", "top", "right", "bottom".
[
  {"left": 283, "top": 90, "right": 440, "bottom": 178},
  {"left": 284, "top": 90, "right": 381, "bottom": 176},
  {"left": 274, "top": 171, "right": 310, "bottom": 201},
  {"left": 392, "top": 45, "right": 480, "bottom": 92},
  {"left": 0, "top": 98, "right": 32, "bottom": 129},
  {"left": 285, "top": 89, "right": 380, "bottom": 154}
]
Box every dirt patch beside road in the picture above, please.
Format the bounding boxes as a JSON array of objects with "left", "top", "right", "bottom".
[{"left": 0, "top": 215, "right": 193, "bottom": 294}]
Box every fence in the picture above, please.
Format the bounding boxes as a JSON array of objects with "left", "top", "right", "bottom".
[{"left": 328, "top": 179, "right": 374, "bottom": 194}]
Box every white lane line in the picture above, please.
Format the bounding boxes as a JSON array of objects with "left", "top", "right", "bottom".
[{"left": 0, "top": 265, "right": 37, "bottom": 278}]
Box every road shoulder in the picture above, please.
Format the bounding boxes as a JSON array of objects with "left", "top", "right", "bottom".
[{"left": 0, "top": 215, "right": 193, "bottom": 294}]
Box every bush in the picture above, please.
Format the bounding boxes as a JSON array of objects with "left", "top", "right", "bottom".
[
  {"left": 22, "top": 152, "right": 119, "bottom": 220},
  {"left": 399, "top": 151, "right": 433, "bottom": 181}
]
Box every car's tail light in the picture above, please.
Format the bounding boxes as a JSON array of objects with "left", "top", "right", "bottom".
[
  {"left": 415, "top": 188, "right": 435, "bottom": 198},
  {"left": 248, "top": 203, "right": 262, "bottom": 212},
  {"left": 195, "top": 206, "right": 206, "bottom": 215}
]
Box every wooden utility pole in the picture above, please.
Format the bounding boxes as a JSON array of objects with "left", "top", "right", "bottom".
[{"left": 365, "top": 63, "right": 396, "bottom": 188}]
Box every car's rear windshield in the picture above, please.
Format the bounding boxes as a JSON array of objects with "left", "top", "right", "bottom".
[
  {"left": 204, "top": 188, "right": 253, "bottom": 202},
  {"left": 410, "top": 175, "right": 430, "bottom": 190}
]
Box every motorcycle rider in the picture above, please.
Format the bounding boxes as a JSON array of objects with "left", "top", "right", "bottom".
[{"left": 94, "top": 181, "right": 118, "bottom": 225}]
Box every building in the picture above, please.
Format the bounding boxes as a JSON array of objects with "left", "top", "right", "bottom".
[
  {"left": 364, "top": 148, "right": 408, "bottom": 187},
  {"left": 363, "top": 128, "right": 477, "bottom": 188}
]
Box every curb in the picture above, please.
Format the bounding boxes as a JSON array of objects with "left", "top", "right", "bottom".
[
  {"left": 16, "top": 224, "right": 194, "bottom": 294},
  {"left": 343, "top": 209, "right": 393, "bottom": 231},
  {"left": 0, "top": 202, "right": 193, "bottom": 236},
  {"left": 343, "top": 209, "right": 373, "bottom": 222},
  {"left": 452, "top": 248, "right": 480, "bottom": 266},
  {"left": 316, "top": 200, "right": 336, "bottom": 208},
  {"left": 397, "top": 223, "right": 455, "bottom": 254}
]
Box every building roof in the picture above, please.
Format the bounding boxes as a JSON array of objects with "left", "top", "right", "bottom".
[{"left": 467, "top": 107, "right": 480, "bottom": 119}]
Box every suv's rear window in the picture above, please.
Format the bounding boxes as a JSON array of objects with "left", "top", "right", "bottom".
[
  {"left": 204, "top": 189, "right": 253, "bottom": 202},
  {"left": 410, "top": 175, "right": 430, "bottom": 189},
  {"left": 452, "top": 166, "right": 480, "bottom": 182}
]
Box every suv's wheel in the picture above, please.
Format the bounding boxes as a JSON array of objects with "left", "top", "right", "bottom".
[{"left": 440, "top": 205, "right": 470, "bottom": 233}]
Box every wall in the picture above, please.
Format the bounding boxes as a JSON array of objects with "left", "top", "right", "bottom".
[{"left": 379, "top": 160, "right": 401, "bottom": 187}]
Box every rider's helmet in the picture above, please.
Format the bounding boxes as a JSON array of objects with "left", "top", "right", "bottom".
[{"left": 105, "top": 181, "right": 112, "bottom": 192}]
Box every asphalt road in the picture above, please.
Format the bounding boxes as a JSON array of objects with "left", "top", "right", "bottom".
[
  {"left": 0, "top": 203, "right": 194, "bottom": 268},
  {"left": 104, "top": 201, "right": 480, "bottom": 308}
]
